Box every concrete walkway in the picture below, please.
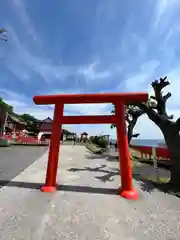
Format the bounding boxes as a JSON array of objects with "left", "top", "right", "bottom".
[{"left": 0, "top": 145, "right": 179, "bottom": 239}]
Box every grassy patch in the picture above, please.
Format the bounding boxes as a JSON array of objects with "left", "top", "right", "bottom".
[{"left": 138, "top": 175, "right": 170, "bottom": 184}]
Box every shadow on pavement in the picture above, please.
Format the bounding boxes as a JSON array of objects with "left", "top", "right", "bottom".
[
  {"left": 0, "top": 178, "right": 179, "bottom": 198},
  {"left": 68, "top": 165, "right": 119, "bottom": 182},
  {"left": 85, "top": 153, "right": 119, "bottom": 162},
  {"left": 69, "top": 163, "right": 180, "bottom": 198},
  {"left": 132, "top": 165, "right": 180, "bottom": 198},
  {"left": 132, "top": 173, "right": 180, "bottom": 198},
  {"left": 0, "top": 180, "right": 119, "bottom": 195},
  {"left": 86, "top": 151, "right": 180, "bottom": 198}
]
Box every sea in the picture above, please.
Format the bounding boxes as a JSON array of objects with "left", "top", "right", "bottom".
[{"left": 110, "top": 138, "right": 166, "bottom": 148}]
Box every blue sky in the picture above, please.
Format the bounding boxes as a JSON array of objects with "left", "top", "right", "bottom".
[{"left": 0, "top": 0, "right": 180, "bottom": 139}]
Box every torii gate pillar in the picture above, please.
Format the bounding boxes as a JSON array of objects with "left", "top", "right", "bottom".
[
  {"left": 33, "top": 92, "right": 148, "bottom": 200},
  {"left": 115, "top": 102, "right": 135, "bottom": 198},
  {"left": 42, "top": 103, "right": 64, "bottom": 191}
]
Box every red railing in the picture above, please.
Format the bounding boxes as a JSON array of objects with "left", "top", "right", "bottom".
[
  {"left": 1, "top": 135, "right": 49, "bottom": 145},
  {"left": 130, "top": 145, "right": 171, "bottom": 160}
]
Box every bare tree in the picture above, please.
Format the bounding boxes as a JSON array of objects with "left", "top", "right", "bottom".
[
  {"left": 112, "top": 76, "right": 180, "bottom": 186},
  {"left": 111, "top": 105, "right": 144, "bottom": 144},
  {"left": 137, "top": 77, "right": 180, "bottom": 185}
]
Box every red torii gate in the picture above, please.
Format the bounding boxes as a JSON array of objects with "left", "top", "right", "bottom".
[{"left": 33, "top": 92, "right": 148, "bottom": 200}]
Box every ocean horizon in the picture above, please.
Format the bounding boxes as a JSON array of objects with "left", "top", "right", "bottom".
[{"left": 110, "top": 138, "right": 166, "bottom": 148}]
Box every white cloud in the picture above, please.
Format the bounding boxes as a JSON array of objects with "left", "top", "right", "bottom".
[
  {"left": 154, "top": 0, "right": 179, "bottom": 29},
  {"left": 13, "top": 0, "right": 40, "bottom": 45},
  {"left": 4, "top": 27, "right": 76, "bottom": 83},
  {"left": 77, "top": 61, "right": 110, "bottom": 82},
  {"left": 0, "top": 89, "right": 28, "bottom": 103},
  {"left": 124, "top": 73, "right": 150, "bottom": 92},
  {"left": 154, "top": 0, "right": 169, "bottom": 27},
  {"left": 3, "top": 25, "right": 112, "bottom": 87},
  {"left": 120, "top": 60, "right": 159, "bottom": 92},
  {"left": 131, "top": 34, "right": 147, "bottom": 57},
  {"left": 64, "top": 103, "right": 110, "bottom": 115},
  {"left": 140, "top": 60, "right": 159, "bottom": 73}
]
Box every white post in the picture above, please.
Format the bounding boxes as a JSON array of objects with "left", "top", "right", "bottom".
[{"left": 152, "top": 147, "right": 159, "bottom": 182}]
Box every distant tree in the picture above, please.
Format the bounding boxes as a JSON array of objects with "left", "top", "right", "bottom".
[
  {"left": 111, "top": 76, "right": 180, "bottom": 186},
  {"left": 0, "top": 97, "right": 13, "bottom": 113},
  {"left": 111, "top": 105, "right": 144, "bottom": 144},
  {"left": 0, "top": 97, "right": 13, "bottom": 134},
  {"left": 20, "top": 113, "right": 39, "bottom": 133},
  {"left": 20, "top": 113, "right": 37, "bottom": 123},
  {"left": 90, "top": 135, "right": 108, "bottom": 148}
]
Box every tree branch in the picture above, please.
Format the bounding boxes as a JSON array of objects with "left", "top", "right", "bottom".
[
  {"left": 132, "top": 133, "right": 140, "bottom": 138},
  {"left": 137, "top": 102, "right": 165, "bottom": 127},
  {"left": 150, "top": 96, "right": 156, "bottom": 101},
  {"left": 151, "top": 76, "right": 170, "bottom": 94},
  {"left": 151, "top": 76, "right": 173, "bottom": 119},
  {"left": 126, "top": 115, "right": 131, "bottom": 124},
  {"left": 127, "top": 118, "right": 137, "bottom": 143},
  {"left": 175, "top": 118, "right": 180, "bottom": 130},
  {"left": 111, "top": 105, "right": 142, "bottom": 143},
  {"left": 163, "top": 92, "right": 171, "bottom": 102}
]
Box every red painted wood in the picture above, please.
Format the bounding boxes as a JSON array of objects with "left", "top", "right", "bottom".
[
  {"left": 33, "top": 92, "right": 148, "bottom": 105},
  {"left": 130, "top": 145, "right": 170, "bottom": 159},
  {"left": 42, "top": 103, "right": 64, "bottom": 189},
  {"left": 62, "top": 115, "right": 116, "bottom": 124},
  {"left": 115, "top": 102, "right": 138, "bottom": 199}
]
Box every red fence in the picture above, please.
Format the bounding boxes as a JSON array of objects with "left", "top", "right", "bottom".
[
  {"left": 130, "top": 145, "right": 171, "bottom": 160},
  {"left": 1, "top": 135, "right": 49, "bottom": 145}
]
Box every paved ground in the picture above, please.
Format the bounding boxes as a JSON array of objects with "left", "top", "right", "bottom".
[
  {"left": 0, "top": 146, "right": 48, "bottom": 186},
  {"left": 0, "top": 145, "right": 179, "bottom": 239}
]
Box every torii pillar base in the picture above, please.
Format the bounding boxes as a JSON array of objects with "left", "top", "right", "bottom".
[
  {"left": 40, "top": 185, "right": 57, "bottom": 193},
  {"left": 119, "top": 188, "right": 139, "bottom": 200}
]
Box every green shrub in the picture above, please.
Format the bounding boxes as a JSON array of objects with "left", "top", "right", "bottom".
[{"left": 89, "top": 135, "right": 108, "bottom": 148}]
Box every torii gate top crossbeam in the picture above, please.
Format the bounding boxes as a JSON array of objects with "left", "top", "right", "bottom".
[{"left": 33, "top": 92, "right": 148, "bottom": 105}]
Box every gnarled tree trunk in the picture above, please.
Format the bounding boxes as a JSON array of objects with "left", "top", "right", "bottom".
[
  {"left": 140, "top": 101, "right": 180, "bottom": 185},
  {"left": 127, "top": 117, "right": 139, "bottom": 144},
  {"left": 160, "top": 122, "right": 180, "bottom": 185}
]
